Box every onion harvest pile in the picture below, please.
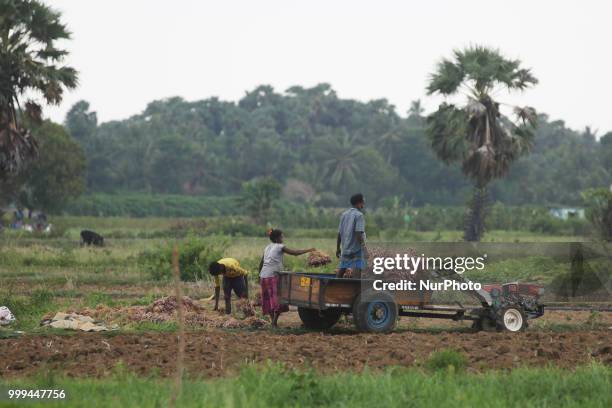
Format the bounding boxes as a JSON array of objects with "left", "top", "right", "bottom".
[{"left": 307, "top": 250, "right": 332, "bottom": 267}]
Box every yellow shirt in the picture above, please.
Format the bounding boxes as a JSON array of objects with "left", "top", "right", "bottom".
[{"left": 214, "top": 258, "right": 248, "bottom": 287}]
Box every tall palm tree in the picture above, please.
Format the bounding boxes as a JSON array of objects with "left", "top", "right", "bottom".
[
  {"left": 312, "top": 129, "right": 363, "bottom": 194},
  {"left": 379, "top": 128, "right": 403, "bottom": 163},
  {"left": 0, "top": 0, "right": 77, "bottom": 174},
  {"left": 407, "top": 99, "right": 425, "bottom": 121},
  {"left": 426, "top": 46, "right": 537, "bottom": 241}
]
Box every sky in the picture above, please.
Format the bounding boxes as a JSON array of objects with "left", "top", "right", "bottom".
[{"left": 45, "top": 0, "right": 612, "bottom": 134}]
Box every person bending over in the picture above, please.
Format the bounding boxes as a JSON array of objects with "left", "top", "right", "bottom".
[
  {"left": 209, "top": 258, "right": 249, "bottom": 314},
  {"left": 259, "top": 229, "right": 315, "bottom": 327}
]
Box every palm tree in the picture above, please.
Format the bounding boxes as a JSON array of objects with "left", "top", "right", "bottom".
[
  {"left": 426, "top": 46, "right": 537, "bottom": 241},
  {"left": 0, "top": 0, "right": 77, "bottom": 174},
  {"left": 379, "top": 128, "right": 403, "bottom": 163},
  {"left": 407, "top": 99, "right": 425, "bottom": 122},
  {"left": 314, "top": 130, "right": 363, "bottom": 196}
]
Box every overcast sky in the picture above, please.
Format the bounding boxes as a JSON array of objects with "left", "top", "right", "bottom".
[{"left": 45, "top": 0, "right": 611, "bottom": 134}]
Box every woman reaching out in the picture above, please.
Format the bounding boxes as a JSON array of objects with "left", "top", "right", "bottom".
[{"left": 259, "top": 229, "right": 315, "bottom": 327}]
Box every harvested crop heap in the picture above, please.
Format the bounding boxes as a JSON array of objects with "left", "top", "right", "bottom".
[
  {"left": 235, "top": 298, "right": 256, "bottom": 317},
  {"left": 147, "top": 296, "right": 203, "bottom": 314},
  {"left": 308, "top": 250, "right": 331, "bottom": 267},
  {"left": 76, "top": 296, "right": 267, "bottom": 330}
]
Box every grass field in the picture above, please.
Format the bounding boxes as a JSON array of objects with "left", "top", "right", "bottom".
[
  {"left": 1, "top": 216, "right": 610, "bottom": 407},
  {"left": 0, "top": 216, "right": 608, "bottom": 332},
  {"left": 1, "top": 363, "right": 610, "bottom": 408}
]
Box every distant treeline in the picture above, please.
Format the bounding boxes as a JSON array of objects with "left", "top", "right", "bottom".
[
  {"left": 65, "top": 193, "right": 589, "bottom": 236},
  {"left": 65, "top": 84, "right": 612, "bottom": 207}
]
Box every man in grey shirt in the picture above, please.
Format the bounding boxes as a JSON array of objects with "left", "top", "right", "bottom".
[{"left": 336, "top": 193, "right": 367, "bottom": 278}]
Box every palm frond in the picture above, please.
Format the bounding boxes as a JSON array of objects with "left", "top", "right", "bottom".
[
  {"left": 426, "top": 59, "right": 464, "bottom": 95},
  {"left": 426, "top": 103, "right": 470, "bottom": 164},
  {"left": 511, "top": 68, "right": 538, "bottom": 90},
  {"left": 514, "top": 106, "right": 537, "bottom": 127}
]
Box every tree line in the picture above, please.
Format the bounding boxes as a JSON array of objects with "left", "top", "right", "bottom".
[{"left": 64, "top": 84, "right": 611, "bottom": 208}]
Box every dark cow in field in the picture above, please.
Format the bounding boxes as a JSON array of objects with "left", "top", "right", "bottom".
[{"left": 80, "top": 230, "right": 104, "bottom": 247}]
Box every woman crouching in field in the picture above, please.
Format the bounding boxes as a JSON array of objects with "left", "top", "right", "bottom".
[{"left": 259, "top": 229, "right": 315, "bottom": 327}]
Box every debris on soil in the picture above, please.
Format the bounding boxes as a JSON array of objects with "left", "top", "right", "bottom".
[
  {"left": 0, "top": 306, "right": 16, "bottom": 326},
  {"left": 222, "top": 318, "right": 242, "bottom": 329},
  {"left": 308, "top": 250, "right": 332, "bottom": 267},
  {"left": 235, "top": 298, "right": 256, "bottom": 317},
  {"left": 253, "top": 290, "right": 262, "bottom": 306},
  {"left": 244, "top": 316, "right": 268, "bottom": 328},
  {"left": 74, "top": 296, "right": 268, "bottom": 330},
  {"left": 146, "top": 296, "right": 203, "bottom": 314},
  {"left": 41, "top": 312, "right": 113, "bottom": 332}
]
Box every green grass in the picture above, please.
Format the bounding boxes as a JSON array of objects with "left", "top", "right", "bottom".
[
  {"left": 0, "top": 288, "right": 59, "bottom": 330},
  {"left": 0, "top": 217, "right": 598, "bottom": 334},
  {"left": 0, "top": 363, "right": 610, "bottom": 407},
  {"left": 424, "top": 349, "right": 468, "bottom": 372},
  {"left": 0, "top": 219, "right": 607, "bottom": 407}
]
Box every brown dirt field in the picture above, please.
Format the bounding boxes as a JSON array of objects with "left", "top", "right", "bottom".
[{"left": 1, "top": 323, "right": 611, "bottom": 379}]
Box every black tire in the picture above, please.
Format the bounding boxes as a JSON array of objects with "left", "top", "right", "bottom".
[
  {"left": 352, "top": 290, "right": 397, "bottom": 333},
  {"left": 298, "top": 307, "right": 342, "bottom": 330},
  {"left": 496, "top": 306, "right": 527, "bottom": 332}
]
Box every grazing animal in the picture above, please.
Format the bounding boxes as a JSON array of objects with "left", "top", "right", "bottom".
[{"left": 80, "top": 230, "right": 104, "bottom": 247}]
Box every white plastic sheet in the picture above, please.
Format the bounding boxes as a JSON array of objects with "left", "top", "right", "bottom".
[{"left": 0, "top": 306, "right": 16, "bottom": 325}]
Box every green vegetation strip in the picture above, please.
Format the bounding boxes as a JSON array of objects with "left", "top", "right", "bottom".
[{"left": 1, "top": 363, "right": 610, "bottom": 407}]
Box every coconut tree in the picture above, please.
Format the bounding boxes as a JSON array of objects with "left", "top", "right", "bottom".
[
  {"left": 315, "top": 131, "right": 363, "bottom": 196},
  {"left": 407, "top": 99, "right": 425, "bottom": 124},
  {"left": 0, "top": 0, "right": 77, "bottom": 175},
  {"left": 426, "top": 46, "right": 538, "bottom": 241}
]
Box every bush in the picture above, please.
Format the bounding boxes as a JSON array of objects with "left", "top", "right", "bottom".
[
  {"left": 139, "top": 236, "right": 229, "bottom": 281},
  {"left": 528, "top": 213, "right": 563, "bottom": 234},
  {"left": 425, "top": 349, "right": 467, "bottom": 373},
  {"left": 583, "top": 188, "right": 612, "bottom": 241},
  {"left": 410, "top": 206, "right": 463, "bottom": 231},
  {"left": 207, "top": 218, "right": 266, "bottom": 237},
  {"left": 562, "top": 217, "right": 591, "bottom": 236},
  {"left": 64, "top": 193, "right": 240, "bottom": 217}
]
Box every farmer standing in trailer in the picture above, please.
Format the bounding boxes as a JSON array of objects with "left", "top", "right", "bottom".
[
  {"left": 336, "top": 193, "right": 368, "bottom": 279},
  {"left": 259, "top": 229, "right": 315, "bottom": 327},
  {"left": 209, "top": 258, "right": 249, "bottom": 314}
]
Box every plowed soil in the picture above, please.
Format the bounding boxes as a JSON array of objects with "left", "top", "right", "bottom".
[{"left": 2, "top": 325, "right": 610, "bottom": 378}]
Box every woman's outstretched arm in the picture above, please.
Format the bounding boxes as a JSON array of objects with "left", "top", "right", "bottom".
[{"left": 282, "top": 247, "right": 315, "bottom": 256}]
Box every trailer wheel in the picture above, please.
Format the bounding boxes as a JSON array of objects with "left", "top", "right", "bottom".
[
  {"left": 297, "top": 307, "right": 342, "bottom": 330},
  {"left": 353, "top": 290, "right": 397, "bottom": 333},
  {"left": 496, "top": 306, "right": 526, "bottom": 332}
]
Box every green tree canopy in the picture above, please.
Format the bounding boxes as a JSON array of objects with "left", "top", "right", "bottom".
[
  {"left": 239, "top": 177, "right": 281, "bottom": 223},
  {"left": 65, "top": 83, "right": 609, "bottom": 210},
  {"left": 16, "top": 121, "right": 86, "bottom": 212},
  {"left": 0, "top": 0, "right": 77, "bottom": 174}
]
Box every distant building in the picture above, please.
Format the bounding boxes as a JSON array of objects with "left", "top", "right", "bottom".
[{"left": 549, "top": 207, "right": 585, "bottom": 220}]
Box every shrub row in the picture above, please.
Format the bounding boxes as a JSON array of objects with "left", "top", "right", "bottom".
[
  {"left": 138, "top": 236, "right": 229, "bottom": 281},
  {"left": 61, "top": 194, "right": 590, "bottom": 235},
  {"left": 64, "top": 194, "right": 240, "bottom": 217}
]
